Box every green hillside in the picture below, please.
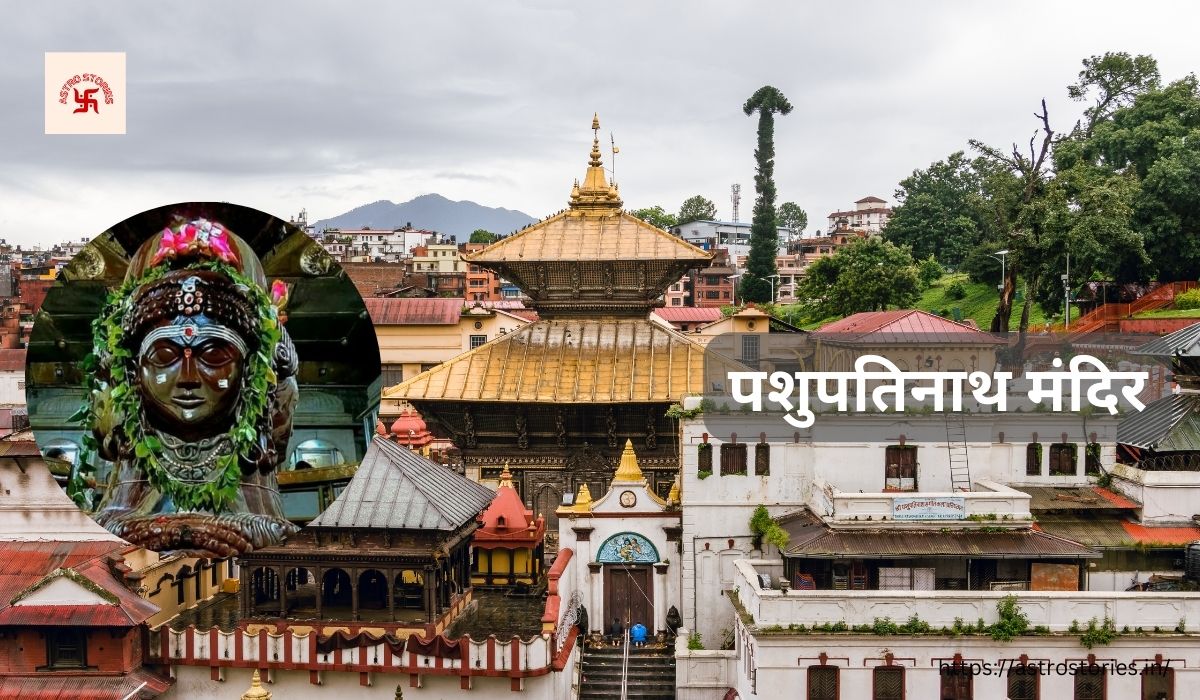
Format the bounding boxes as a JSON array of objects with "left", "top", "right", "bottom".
[{"left": 915, "top": 273, "right": 1052, "bottom": 329}]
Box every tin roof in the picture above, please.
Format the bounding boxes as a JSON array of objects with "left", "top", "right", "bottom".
[
  {"left": 0, "top": 667, "right": 172, "bottom": 699},
  {"left": 1037, "top": 515, "right": 1200, "bottom": 548},
  {"left": 1116, "top": 393, "right": 1200, "bottom": 451},
  {"left": 815, "top": 310, "right": 1000, "bottom": 345},
  {"left": 652, "top": 307, "right": 725, "bottom": 325},
  {"left": 1013, "top": 486, "right": 1139, "bottom": 512},
  {"left": 365, "top": 297, "right": 464, "bottom": 325},
  {"left": 782, "top": 524, "right": 1098, "bottom": 559},
  {"left": 1130, "top": 322, "right": 1200, "bottom": 357},
  {"left": 384, "top": 318, "right": 736, "bottom": 404},
  {"left": 309, "top": 436, "right": 494, "bottom": 531}
]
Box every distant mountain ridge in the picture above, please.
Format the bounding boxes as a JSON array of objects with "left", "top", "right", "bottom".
[{"left": 311, "top": 194, "right": 537, "bottom": 238}]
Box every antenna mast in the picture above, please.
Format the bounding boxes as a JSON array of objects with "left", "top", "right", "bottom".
[{"left": 731, "top": 184, "right": 742, "bottom": 224}]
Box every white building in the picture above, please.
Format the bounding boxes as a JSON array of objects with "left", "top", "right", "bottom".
[
  {"left": 671, "top": 221, "right": 790, "bottom": 264},
  {"left": 320, "top": 227, "right": 439, "bottom": 263},
  {"left": 825, "top": 195, "right": 893, "bottom": 234}
]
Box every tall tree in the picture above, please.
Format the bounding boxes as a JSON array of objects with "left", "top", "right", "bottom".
[
  {"left": 776, "top": 201, "right": 808, "bottom": 232},
  {"left": 1067, "top": 52, "right": 1160, "bottom": 135},
  {"left": 677, "top": 196, "right": 717, "bottom": 225},
  {"left": 796, "top": 237, "right": 920, "bottom": 317},
  {"left": 883, "top": 151, "right": 991, "bottom": 266},
  {"left": 631, "top": 205, "right": 678, "bottom": 230},
  {"left": 742, "top": 86, "right": 793, "bottom": 303},
  {"left": 971, "top": 100, "right": 1056, "bottom": 334}
]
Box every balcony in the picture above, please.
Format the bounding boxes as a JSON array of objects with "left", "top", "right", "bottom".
[
  {"left": 821, "top": 479, "right": 1033, "bottom": 525},
  {"left": 731, "top": 559, "right": 1200, "bottom": 631}
]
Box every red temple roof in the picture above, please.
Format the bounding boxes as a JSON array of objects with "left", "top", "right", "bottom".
[{"left": 474, "top": 469, "right": 545, "bottom": 550}]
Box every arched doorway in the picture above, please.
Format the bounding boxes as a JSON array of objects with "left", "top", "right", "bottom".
[
  {"left": 596, "top": 533, "right": 659, "bottom": 631},
  {"left": 358, "top": 569, "right": 388, "bottom": 610},
  {"left": 322, "top": 568, "right": 352, "bottom": 609}
]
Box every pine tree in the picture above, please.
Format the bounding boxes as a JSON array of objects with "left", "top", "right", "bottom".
[{"left": 742, "top": 86, "right": 792, "bottom": 303}]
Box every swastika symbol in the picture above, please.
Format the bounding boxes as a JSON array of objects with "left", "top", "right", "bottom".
[{"left": 73, "top": 87, "right": 100, "bottom": 114}]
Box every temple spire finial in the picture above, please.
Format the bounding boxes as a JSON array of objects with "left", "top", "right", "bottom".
[
  {"left": 613, "top": 439, "right": 645, "bottom": 484},
  {"left": 570, "top": 113, "right": 622, "bottom": 211}
]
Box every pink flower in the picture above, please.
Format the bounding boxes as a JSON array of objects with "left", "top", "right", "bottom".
[
  {"left": 151, "top": 219, "right": 242, "bottom": 268},
  {"left": 270, "top": 280, "right": 289, "bottom": 308}
]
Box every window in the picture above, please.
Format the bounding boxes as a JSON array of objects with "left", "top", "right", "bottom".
[
  {"left": 720, "top": 443, "right": 747, "bottom": 475},
  {"left": 17, "top": 380, "right": 24, "bottom": 391},
  {"left": 754, "top": 443, "right": 770, "bottom": 476},
  {"left": 420, "top": 363, "right": 438, "bottom": 372},
  {"left": 671, "top": 298, "right": 682, "bottom": 306},
  {"left": 46, "top": 629, "right": 87, "bottom": 669},
  {"left": 705, "top": 275, "right": 721, "bottom": 285},
  {"left": 705, "top": 290, "right": 721, "bottom": 300},
  {"left": 723, "top": 291, "right": 731, "bottom": 299},
  {"left": 741, "top": 335, "right": 760, "bottom": 367},
  {"left": 697, "top": 444, "right": 713, "bottom": 474},
  {"left": 470, "top": 334, "right": 487, "bottom": 349},
  {"left": 1073, "top": 664, "right": 1105, "bottom": 699},
  {"left": 469, "top": 278, "right": 487, "bottom": 286},
  {"left": 381, "top": 363, "right": 405, "bottom": 387},
  {"left": 289, "top": 439, "right": 345, "bottom": 469},
  {"left": 1007, "top": 664, "right": 1040, "bottom": 699},
  {"left": 884, "top": 445, "right": 917, "bottom": 491},
  {"left": 1141, "top": 664, "right": 1173, "bottom": 699},
  {"left": 1026, "top": 443, "right": 1042, "bottom": 476},
  {"left": 1049, "top": 443, "right": 1078, "bottom": 476},
  {"left": 807, "top": 665, "right": 838, "bottom": 700},
  {"left": 940, "top": 663, "right": 973, "bottom": 699},
  {"left": 872, "top": 666, "right": 903, "bottom": 700}
]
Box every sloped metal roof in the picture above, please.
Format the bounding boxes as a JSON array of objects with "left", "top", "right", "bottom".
[
  {"left": 1130, "top": 322, "right": 1200, "bottom": 357},
  {"left": 814, "top": 310, "right": 1001, "bottom": 345},
  {"left": 1013, "top": 486, "right": 1139, "bottom": 512},
  {"left": 783, "top": 527, "right": 1098, "bottom": 559},
  {"left": 1116, "top": 393, "right": 1200, "bottom": 451},
  {"left": 309, "top": 436, "right": 494, "bottom": 531},
  {"left": 0, "top": 667, "right": 172, "bottom": 699}
]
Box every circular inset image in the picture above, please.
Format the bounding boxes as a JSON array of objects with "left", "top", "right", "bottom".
[{"left": 27, "top": 203, "right": 381, "bottom": 558}]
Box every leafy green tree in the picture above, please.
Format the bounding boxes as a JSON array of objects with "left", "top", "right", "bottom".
[
  {"left": 796, "top": 237, "right": 920, "bottom": 317},
  {"left": 776, "top": 201, "right": 808, "bottom": 232},
  {"left": 1068, "top": 52, "right": 1161, "bottom": 135},
  {"left": 917, "top": 255, "right": 943, "bottom": 288},
  {"left": 631, "top": 205, "right": 678, "bottom": 230},
  {"left": 742, "top": 86, "right": 793, "bottom": 303},
  {"left": 884, "top": 152, "right": 991, "bottom": 266},
  {"left": 469, "top": 229, "right": 496, "bottom": 245},
  {"left": 677, "top": 196, "right": 717, "bottom": 225}
]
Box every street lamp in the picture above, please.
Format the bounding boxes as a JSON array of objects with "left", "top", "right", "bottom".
[
  {"left": 989, "top": 249, "right": 1010, "bottom": 293},
  {"left": 1062, "top": 251, "right": 1071, "bottom": 330},
  {"left": 726, "top": 273, "right": 743, "bottom": 307},
  {"left": 767, "top": 274, "right": 780, "bottom": 305}
]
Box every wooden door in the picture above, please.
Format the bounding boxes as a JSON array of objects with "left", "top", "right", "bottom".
[{"left": 605, "top": 566, "right": 653, "bottom": 630}]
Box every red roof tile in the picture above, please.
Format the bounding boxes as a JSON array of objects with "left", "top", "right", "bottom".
[
  {"left": 1119, "top": 522, "right": 1200, "bottom": 546},
  {"left": 652, "top": 307, "right": 725, "bottom": 324},
  {"left": 0, "top": 542, "right": 158, "bottom": 628},
  {"left": 364, "top": 297, "right": 463, "bottom": 325},
  {"left": 0, "top": 667, "right": 172, "bottom": 699},
  {"left": 474, "top": 475, "right": 545, "bottom": 549},
  {"left": 815, "top": 310, "right": 1000, "bottom": 344},
  {"left": 1093, "top": 487, "right": 1139, "bottom": 509}
]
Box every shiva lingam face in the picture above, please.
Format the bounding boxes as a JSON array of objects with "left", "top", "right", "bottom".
[{"left": 137, "top": 317, "right": 244, "bottom": 442}]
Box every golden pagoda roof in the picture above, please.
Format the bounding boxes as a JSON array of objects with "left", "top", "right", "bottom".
[
  {"left": 613, "top": 439, "right": 645, "bottom": 483},
  {"left": 465, "top": 115, "right": 709, "bottom": 265},
  {"left": 383, "top": 318, "right": 741, "bottom": 404}
]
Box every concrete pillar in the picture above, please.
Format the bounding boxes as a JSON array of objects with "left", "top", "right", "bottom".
[
  {"left": 315, "top": 567, "right": 323, "bottom": 620},
  {"left": 351, "top": 568, "right": 359, "bottom": 621}
]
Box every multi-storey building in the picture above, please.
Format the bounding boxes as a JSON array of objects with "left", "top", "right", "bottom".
[{"left": 825, "top": 195, "right": 893, "bottom": 234}]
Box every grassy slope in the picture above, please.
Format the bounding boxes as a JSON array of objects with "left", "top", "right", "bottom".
[
  {"left": 785, "top": 273, "right": 1054, "bottom": 330},
  {"left": 1132, "top": 307, "right": 1200, "bottom": 319}
]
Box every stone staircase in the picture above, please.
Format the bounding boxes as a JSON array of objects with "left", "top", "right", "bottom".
[{"left": 579, "top": 643, "right": 676, "bottom": 699}]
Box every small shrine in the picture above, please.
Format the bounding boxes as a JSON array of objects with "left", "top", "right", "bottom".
[
  {"left": 556, "top": 440, "right": 682, "bottom": 637},
  {"left": 472, "top": 466, "right": 546, "bottom": 586},
  {"left": 237, "top": 435, "right": 494, "bottom": 630}
]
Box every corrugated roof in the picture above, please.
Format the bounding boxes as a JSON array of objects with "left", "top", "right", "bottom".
[
  {"left": 1037, "top": 516, "right": 1200, "bottom": 548},
  {"left": 383, "top": 318, "right": 737, "bottom": 403},
  {"left": 0, "top": 667, "right": 172, "bottom": 699},
  {"left": 1116, "top": 394, "right": 1200, "bottom": 451},
  {"left": 1130, "top": 322, "right": 1200, "bottom": 357},
  {"left": 364, "top": 297, "right": 463, "bottom": 325},
  {"left": 1120, "top": 521, "right": 1200, "bottom": 546},
  {"left": 1014, "top": 486, "right": 1139, "bottom": 512},
  {"left": 814, "top": 310, "right": 1001, "bottom": 345},
  {"left": 465, "top": 209, "right": 710, "bottom": 264},
  {"left": 652, "top": 307, "right": 725, "bottom": 324},
  {"left": 309, "top": 436, "right": 494, "bottom": 531},
  {"left": 783, "top": 527, "right": 1098, "bottom": 559}
]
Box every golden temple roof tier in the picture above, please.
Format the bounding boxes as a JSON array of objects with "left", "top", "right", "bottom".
[
  {"left": 464, "top": 115, "right": 710, "bottom": 318},
  {"left": 383, "top": 318, "right": 737, "bottom": 404},
  {"left": 464, "top": 211, "right": 710, "bottom": 318}
]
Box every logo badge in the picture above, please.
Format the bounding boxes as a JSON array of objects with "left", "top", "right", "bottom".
[{"left": 45, "top": 52, "right": 126, "bottom": 134}]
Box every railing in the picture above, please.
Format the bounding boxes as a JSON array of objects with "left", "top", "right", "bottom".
[
  {"left": 619, "top": 628, "right": 630, "bottom": 700},
  {"left": 1067, "top": 281, "right": 1197, "bottom": 336},
  {"left": 732, "top": 559, "right": 1200, "bottom": 631}
]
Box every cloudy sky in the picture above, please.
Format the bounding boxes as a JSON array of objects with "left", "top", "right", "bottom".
[{"left": 2, "top": 1, "right": 1199, "bottom": 246}]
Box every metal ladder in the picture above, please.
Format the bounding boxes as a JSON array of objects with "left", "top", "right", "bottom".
[{"left": 944, "top": 411, "right": 971, "bottom": 491}]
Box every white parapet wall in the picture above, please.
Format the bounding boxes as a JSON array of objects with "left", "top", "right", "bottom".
[
  {"left": 826, "top": 479, "right": 1033, "bottom": 524},
  {"left": 733, "top": 559, "right": 1200, "bottom": 631}
]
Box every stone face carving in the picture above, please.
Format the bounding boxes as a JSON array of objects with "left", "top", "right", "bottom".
[{"left": 85, "top": 219, "right": 299, "bottom": 557}]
